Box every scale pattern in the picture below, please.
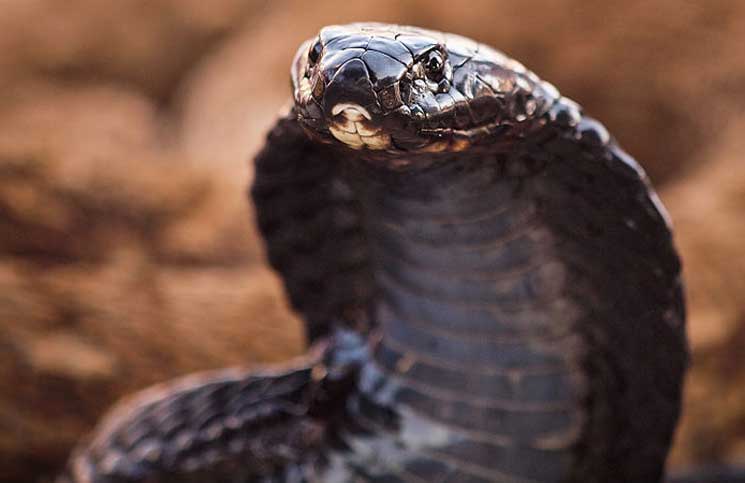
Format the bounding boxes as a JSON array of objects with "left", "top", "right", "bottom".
[{"left": 59, "top": 23, "right": 696, "bottom": 483}]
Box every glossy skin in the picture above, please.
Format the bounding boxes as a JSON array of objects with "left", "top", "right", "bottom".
[
  {"left": 291, "top": 23, "right": 558, "bottom": 156},
  {"left": 61, "top": 24, "right": 692, "bottom": 483}
]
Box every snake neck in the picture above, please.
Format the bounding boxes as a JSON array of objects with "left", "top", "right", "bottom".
[
  {"left": 357, "top": 154, "right": 579, "bottom": 346},
  {"left": 325, "top": 152, "right": 588, "bottom": 481}
]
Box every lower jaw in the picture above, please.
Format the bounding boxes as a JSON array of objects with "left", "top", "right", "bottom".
[{"left": 329, "top": 124, "right": 392, "bottom": 150}]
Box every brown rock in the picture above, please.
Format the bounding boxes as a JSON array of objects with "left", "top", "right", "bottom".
[
  {"left": 0, "top": 83, "right": 301, "bottom": 480},
  {"left": 664, "top": 120, "right": 745, "bottom": 467},
  {"left": 0, "top": 0, "right": 264, "bottom": 100}
]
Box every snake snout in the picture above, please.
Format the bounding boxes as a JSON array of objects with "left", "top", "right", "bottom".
[{"left": 322, "top": 59, "right": 377, "bottom": 114}]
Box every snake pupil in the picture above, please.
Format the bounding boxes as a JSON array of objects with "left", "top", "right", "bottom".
[{"left": 424, "top": 50, "right": 445, "bottom": 80}]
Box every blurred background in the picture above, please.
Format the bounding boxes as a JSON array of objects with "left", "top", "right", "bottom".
[{"left": 0, "top": 1, "right": 743, "bottom": 481}]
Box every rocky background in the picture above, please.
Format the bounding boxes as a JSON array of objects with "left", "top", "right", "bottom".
[{"left": 0, "top": 1, "right": 743, "bottom": 481}]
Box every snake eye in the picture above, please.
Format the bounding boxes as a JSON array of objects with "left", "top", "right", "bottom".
[
  {"left": 423, "top": 49, "right": 445, "bottom": 81},
  {"left": 308, "top": 40, "right": 323, "bottom": 66}
]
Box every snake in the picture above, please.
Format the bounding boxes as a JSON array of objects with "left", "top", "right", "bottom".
[{"left": 59, "top": 23, "right": 692, "bottom": 482}]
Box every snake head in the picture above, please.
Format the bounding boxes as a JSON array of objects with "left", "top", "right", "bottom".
[{"left": 291, "top": 23, "right": 560, "bottom": 158}]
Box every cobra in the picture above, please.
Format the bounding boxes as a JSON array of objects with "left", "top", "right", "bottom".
[{"left": 60, "top": 23, "right": 690, "bottom": 482}]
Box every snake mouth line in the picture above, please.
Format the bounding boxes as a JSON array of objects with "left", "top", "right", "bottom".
[
  {"left": 419, "top": 119, "right": 509, "bottom": 139},
  {"left": 331, "top": 103, "right": 372, "bottom": 120}
]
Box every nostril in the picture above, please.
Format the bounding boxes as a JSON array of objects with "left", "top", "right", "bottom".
[{"left": 308, "top": 39, "right": 323, "bottom": 66}]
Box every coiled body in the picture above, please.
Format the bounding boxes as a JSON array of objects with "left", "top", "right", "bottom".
[{"left": 61, "top": 23, "right": 691, "bottom": 483}]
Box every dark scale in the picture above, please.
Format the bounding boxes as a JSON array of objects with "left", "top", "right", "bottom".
[{"left": 58, "top": 23, "right": 708, "bottom": 483}]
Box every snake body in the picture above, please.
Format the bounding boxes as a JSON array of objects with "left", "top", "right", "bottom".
[{"left": 61, "top": 23, "right": 690, "bottom": 483}]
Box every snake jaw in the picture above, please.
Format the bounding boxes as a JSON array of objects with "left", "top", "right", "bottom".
[{"left": 329, "top": 103, "right": 392, "bottom": 150}]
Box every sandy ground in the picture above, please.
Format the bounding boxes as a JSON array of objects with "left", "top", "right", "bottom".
[{"left": 0, "top": 1, "right": 743, "bottom": 481}]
